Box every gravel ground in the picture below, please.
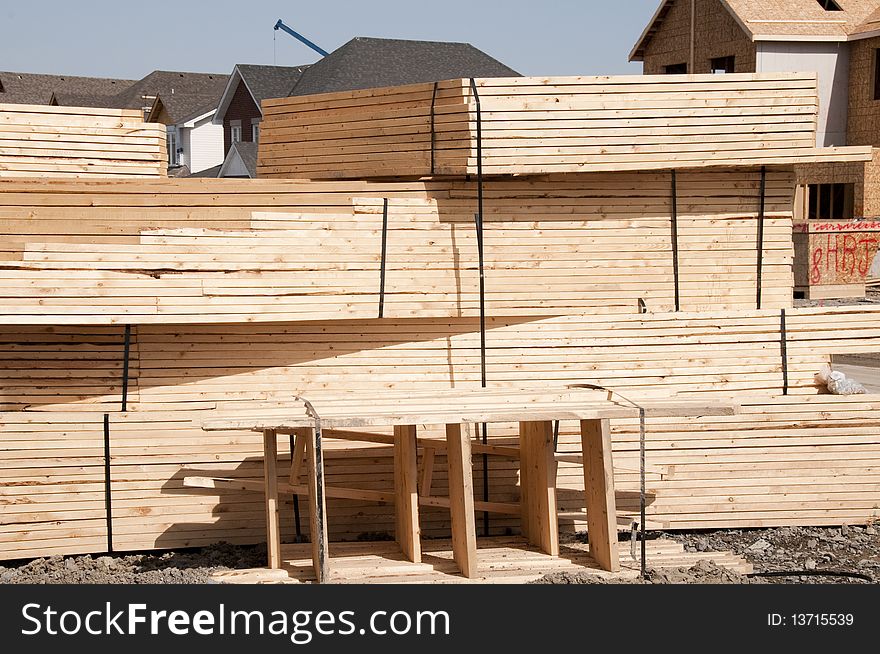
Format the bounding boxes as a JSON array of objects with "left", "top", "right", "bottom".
[
  {"left": 536, "top": 525, "right": 879, "bottom": 584},
  {"left": 0, "top": 542, "right": 265, "bottom": 584},
  {"left": 1, "top": 526, "right": 877, "bottom": 584}
]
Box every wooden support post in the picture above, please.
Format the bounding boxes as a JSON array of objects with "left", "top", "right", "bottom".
[
  {"left": 289, "top": 427, "right": 308, "bottom": 484},
  {"left": 518, "top": 420, "right": 559, "bottom": 556},
  {"left": 580, "top": 418, "right": 620, "bottom": 572},
  {"left": 445, "top": 423, "right": 477, "bottom": 578},
  {"left": 305, "top": 428, "right": 330, "bottom": 582},
  {"left": 263, "top": 428, "right": 281, "bottom": 570},
  {"left": 393, "top": 424, "right": 421, "bottom": 563},
  {"left": 419, "top": 446, "right": 436, "bottom": 497}
]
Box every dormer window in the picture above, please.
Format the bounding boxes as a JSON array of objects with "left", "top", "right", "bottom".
[{"left": 817, "top": 0, "right": 843, "bottom": 10}]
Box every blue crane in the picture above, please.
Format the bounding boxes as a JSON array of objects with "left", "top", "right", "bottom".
[{"left": 273, "top": 20, "right": 329, "bottom": 57}]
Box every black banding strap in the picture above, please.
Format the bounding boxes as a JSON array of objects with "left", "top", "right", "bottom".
[
  {"left": 756, "top": 166, "right": 767, "bottom": 310},
  {"left": 121, "top": 325, "right": 131, "bottom": 412},
  {"left": 781, "top": 308, "right": 789, "bottom": 395},
  {"left": 469, "top": 77, "right": 490, "bottom": 537},
  {"left": 671, "top": 170, "right": 681, "bottom": 312},
  {"left": 430, "top": 81, "right": 439, "bottom": 175},
  {"left": 378, "top": 198, "right": 389, "bottom": 318},
  {"left": 103, "top": 413, "right": 114, "bottom": 553}
]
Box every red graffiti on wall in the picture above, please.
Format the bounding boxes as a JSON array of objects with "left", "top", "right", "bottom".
[
  {"left": 810, "top": 233, "right": 880, "bottom": 284},
  {"left": 794, "top": 221, "right": 880, "bottom": 234}
]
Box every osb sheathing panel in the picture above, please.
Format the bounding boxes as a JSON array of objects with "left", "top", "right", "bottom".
[{"left": 641, "top": 0, "right": 757, "bottom": 74}]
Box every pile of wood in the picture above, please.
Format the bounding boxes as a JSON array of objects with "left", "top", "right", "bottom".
[
  {"left": 0, "top": 104, "right": 167, "bottom": 178},
  {"left": 258, "top": 73, "right": 871, "bottom": 179},
  {"left": 2, "top": 305, "right": 880, "bottom": 558},
  {"left": 0, "top": 172, "right": 794, "bottom": 322}
]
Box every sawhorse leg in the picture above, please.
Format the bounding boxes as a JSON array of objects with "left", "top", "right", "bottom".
[
  {"left": 263, "top": 428, "right": 281, "bottom": 569},
  {"left": 518, "top": 420, "right": 559, "bottom": 556},
  {"left": 394, "top": 424, "right": 421, "bottom": 562},
  {"left": 580, "top": 418, "right": 620, "bottom": 572},
  {"left": 446, "top": 423, "right": 477, "bottom": 578}
]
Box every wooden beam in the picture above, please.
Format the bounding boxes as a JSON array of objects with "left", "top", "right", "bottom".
[
  {"left": 289, "top": 428, "right": 308, "bottom": 484},
  {"left": 445, "top": 423, "right": 477, "bottom": 578},
  {"left": 394, "top": 424, "right": 421, "bottom": 563},
  {"left": 419, "top": 496, "right": 519, "bottom": 516},
  {"left": 580, "top": 418, "right": 620, "bottom": 572},
  {"left": 263, "top": 428, "right": 281, "bottom": 570},
  {"left": 419, "top": 446, "right": 435, "bottom": 497},
  {"left": 518, "top": 420, "right": 559, "bottom": 556}
]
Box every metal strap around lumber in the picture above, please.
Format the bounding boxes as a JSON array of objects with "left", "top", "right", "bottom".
[
  {"left": 781, "top": 309, "right": 789, "bottom": 395},
  {"left": 469, "top": 77, "right": 490, "bottom": 537},
  {"left": 103, "top": 413, "right": 114, "bottom": 553},
  {"left": 378, "top": 198, "right": 389, "bottom": 318},
  {"left": 121, "top": 325, "right": 131, "bottom": 411},
  {"left": 756, "top": 166, "right": 767, "bottom": 310},
  {"left": 296, "top": 395, "right": 329, "bottom": 582},
  {"left": 671, "top": 170, "right": 681, "bottom": 312},
  {"left": 430, "top": 81, "right": 439, "bottom": 175}
]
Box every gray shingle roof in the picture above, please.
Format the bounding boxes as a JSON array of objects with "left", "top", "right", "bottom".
[
  {"left": 288, "top": 37, "right": 520, "bottom": 97},
  {"left": 188, "top": 164, "right": 223, "bottom": 178},
  {"left": 112, "top": 71, "right": 228, "bottom": 123},
  {"left": 237, "top": 64, "right": 310, "bottom": 103},
  {"left": 0, "top": 71, "right": 134, "bottom": 105}
]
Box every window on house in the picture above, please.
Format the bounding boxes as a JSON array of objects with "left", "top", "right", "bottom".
[
  {"left": 167, "top": 130, "right": 178, "bottom": 166},
  {"left": 252, "top": 123, "right": 260, "bottom": 143},
  {"left": 710, "top": 56, "right": 736, "bottom": 74},
  {"left": 663, "top": 63, "right": 688, "bottom": 74},
  {"left": 817, "top": 0, "right": 843, "bottom": 10},
  {"left": 874, "top": 49, "right": 880, "bottom": 100},
  {"left": 807, "top": 183, "right": 854, "bottom": 220},
  {"left": 231, "top": 125, "right": 242, "bottom": 143}
]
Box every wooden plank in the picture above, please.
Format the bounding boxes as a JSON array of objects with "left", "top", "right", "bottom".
[
  {"left": 580, "top": 419, "right": 620, "bottom": 572},
  {"left": 393, "top": 424, "right": 421, "bottom": 563},
  {"left": 263, "top": 428, "right": 281, "bottom": 570},
  {"left": 445, "top": 423, "right": 477, "bottom": 578},
  {"left": 518, "top": 420, "right": 559, "bottom": 555}
]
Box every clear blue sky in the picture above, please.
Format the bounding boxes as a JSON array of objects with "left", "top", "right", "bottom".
[{"left": 0, "top": 1, "right": 659, "bottom": 78}]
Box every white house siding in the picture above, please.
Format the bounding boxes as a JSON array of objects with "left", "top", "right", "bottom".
[
  {"left": 179, "top": 127, "right": 191, "bottom": 169},
  {"left": 186, "top": 115, "right": 225, "bottom": 173},
  {"left": 756, "top": 42, "right": 849, "bottom": 147}
]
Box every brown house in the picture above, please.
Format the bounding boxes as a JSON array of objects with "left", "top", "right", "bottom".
[
  {"left": 213, "top": 64, "right": 309, "bottom": 158},
  {"left": 633, "top": 0, "right": 880, "bottom": 298}
]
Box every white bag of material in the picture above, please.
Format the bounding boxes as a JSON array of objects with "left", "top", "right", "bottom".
[{"left": 816, "top": 365, "right": 867, "bottom": 395}]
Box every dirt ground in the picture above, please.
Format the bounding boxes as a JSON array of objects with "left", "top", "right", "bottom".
[
  {"left": 0, "top": 526, "right": 876, "bottom": 584},
  {"left": 536, "top": 525, "right": 880, "bottom": 584}
]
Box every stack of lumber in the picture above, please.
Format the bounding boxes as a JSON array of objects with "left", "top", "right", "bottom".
[
  {"left": 0, "top": 171, "right": 795, "bottom": 321},
  {"left": 258, "top": 73, "right": 872, "bottom": 179},
  {"left": 3, "top": 304, "right": 880, "bottom": 558},
  {"left": 0, "top": 104, "right": 167, "bottom": 178}
]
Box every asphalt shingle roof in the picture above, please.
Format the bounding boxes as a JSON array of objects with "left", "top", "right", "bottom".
[
  {"left": 288, "top": 37, "right": 519, "bottom": 97},
  {"left": 237, "top": 64, "right": 310, "bottom": 103},
  {"left": 0, "top": 71, "right": 134, "bottom": 105},
  {"left": 115, "top": 71, "right": 228, "bottom": 123}
]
